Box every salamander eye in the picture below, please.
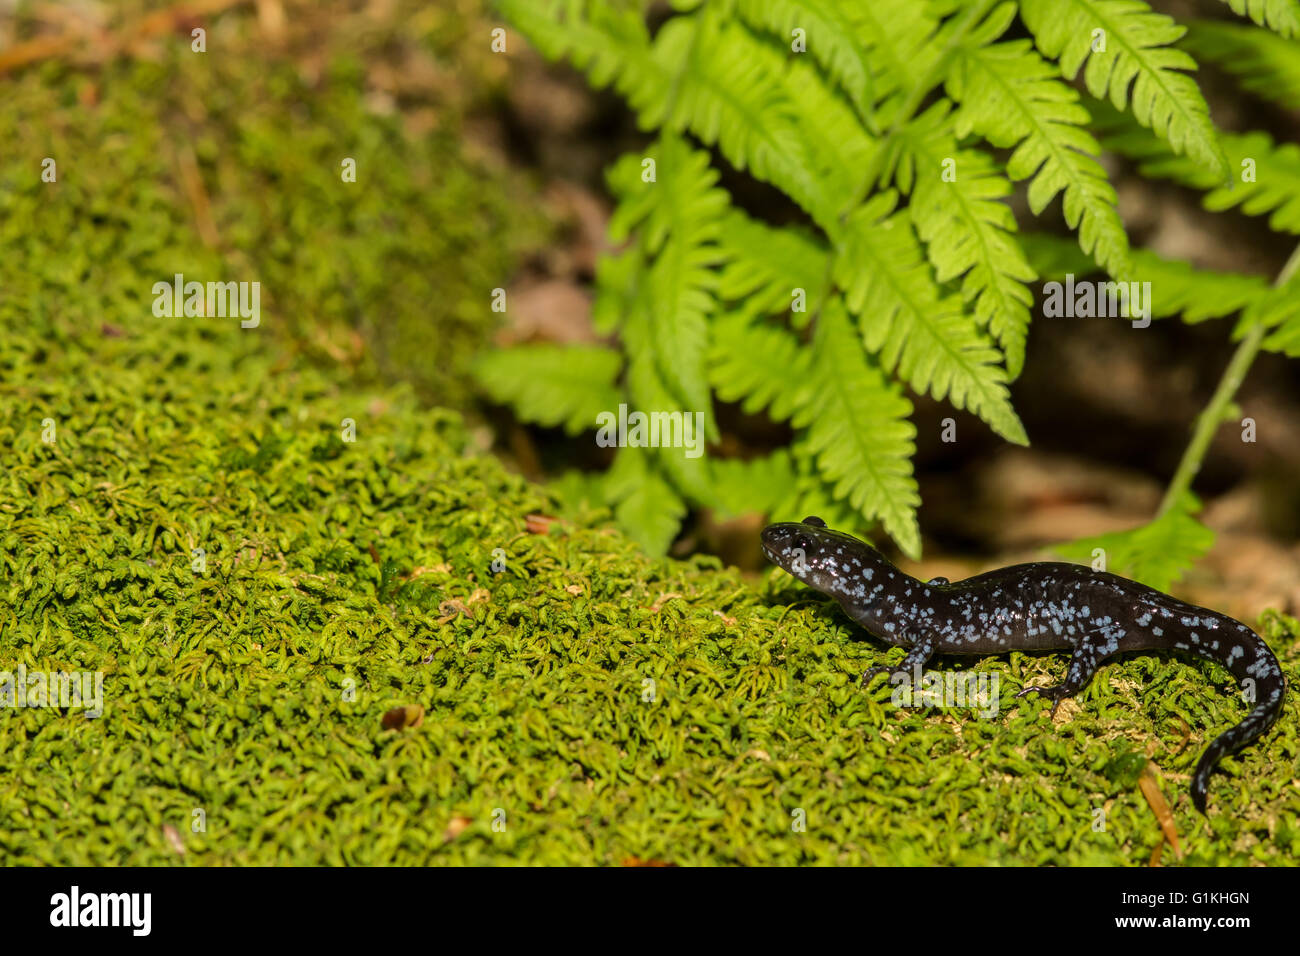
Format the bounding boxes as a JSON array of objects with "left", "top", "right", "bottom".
[
  {"left": 794, "top": 536, "right": 811, "bottom": 551},
  {"left": 801, "top": 515, "right": 826, "bottom": 528}
]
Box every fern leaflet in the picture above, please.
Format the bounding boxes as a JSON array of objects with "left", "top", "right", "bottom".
[
  {"left": 1019, "top": 0, "right": 1229, "bottom": 181},
  {"left": 834, "top": 191, "right": 1028, "bottom": 445}
]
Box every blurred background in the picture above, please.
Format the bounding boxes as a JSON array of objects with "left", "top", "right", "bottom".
[{"left": 3, "top": 0, "right": 1298, "bottom": 622}]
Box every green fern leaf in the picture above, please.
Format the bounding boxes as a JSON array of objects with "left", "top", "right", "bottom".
[
  {"left": 1054, "top": 492, "right": 1215, "bottom": 592},
  {"left": 708, "top": 311, "right": 810, "bottom": 422},
  {"left": 1019, "top": 0, "right": 1229, "bottom": 181},
  {"left": 835, "top": 191, "right": 1028, "bottom": 445},
  {"left": 844, "top": 0, "right": 943, "bottom": 125},
  {"left": 947, "top": 32, "right": 1131, "bottom": 276},
  {"left": 1246, "top": 275, "right": 1300, "bottom": 356},
  {"left": 603, "top": 447, "right": 688, "bottom": 555},
  {"left": 605, "top": 135, "right": 727, "bottom": 440},
  {"left": 790, "top": 301, "right": 921, "bottom": 558},
  {"left": 712, "top": 449, "right": 798, "bottom": 518},
  {"left": 1183, "top": 19, "right": 1300, "bottom": 110},
  {"left": 651, "top": 11, "right": 838, "bottom": 225},
  {"left": 1021, "top": 233, "right": 1272, "bottom": 322},
  {"left": 1214, "top": 0, "right": 1300, "bottom": 37},
  {"left": 716, "top": 209, "right": 830, "bottom": 328},
  {"left": 890, "top": 100, "right": 1036, "bottom": 377},
  {"left": 1097, "top": 111, "right": 1300, "bottom": 234},
  {"left": 771, "top": 441, "right": 866, "bottom": 534},
  {"left": 734, "top": 0, "right": 876, "bottom": 124},
  {"left": 473, "top": 345, "right": 623, "bottom": 435}
]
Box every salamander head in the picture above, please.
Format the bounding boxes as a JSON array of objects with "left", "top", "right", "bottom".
[{"left": 761, "top": 516, "right": 885, "bottom": 596}]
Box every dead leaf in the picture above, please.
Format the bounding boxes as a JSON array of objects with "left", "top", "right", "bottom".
[
  {"left": 1138, "top": 764, "right": 1182, "bottom": 860},
  {"left": 162, "top": 823, "right": 186, "bottom": 855},
  {"left": 621, "top": 857, "right": 677, "bottom": 867},
  {"left": 381, "top": 704, "right": 425, "bottom": 731},
  {"left": 526, "top": 514, "right": 559, "bottom": 534},
  {"left": 646, "top": 593, "right": 683, "bottom": 613},
  {"left": 442, "top": 815, "right": 473, "bottom": 842}
]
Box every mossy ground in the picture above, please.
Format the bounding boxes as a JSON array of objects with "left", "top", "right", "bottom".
[
  {"left": 2, "top": 1, "right": 1299, "bottom": 866},
  {"left": 3, "top": 294, "right": 1297, "bottom": 864}
]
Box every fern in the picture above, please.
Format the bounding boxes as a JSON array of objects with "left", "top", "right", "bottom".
[
  {"left": 1021, "top": 233, "right": 1271, "bottom": 322},
  {"left": 473, "top": 345, "right": 623, "bottom": 434},
  {"left": 946, "top": 8, "right": 1131, "bottom": 277},
  {"left": 791, "top": 301, "right": 921, "bottom": 558},
  {"left": 734, "top": 0, "right": 876, "bottom": 127},
  {"left": 1097, "top": 109, "right": 1300, "bottom": 234},
  {"left": 1214, "top": 0, "right": 1300, "bottom": 36},
  {"left": 1054, "top": 492, "right": 1215, "bottom": 592},
  {"left": 486, "top": 0, "right": 1300, "bottom": 574},
  {"left": 1246, "top": 275, "right": 1300, "bottom": 355},
  {"left": 834, "top": 190, "right": 1027, "bottom": 445},
  {"left": 606, "top": 135, "right": 725, "bottom": 442},
  {"left": 890, "top": 99, "right": 1036, "bottom": 375},
  {"left": 1019, "top": 0, "right": 1229, "bottom": 181},
  {"left": 1183, "top": 19, "right": 1300, "bottom": 110}
]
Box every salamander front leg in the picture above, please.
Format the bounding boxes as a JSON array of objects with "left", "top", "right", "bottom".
[
  {"left": 860, "top": 636, "right": 935, "bottom": 688},
  {"left": 1015, "top": 642, "right": 1106, "bottom": 717}
]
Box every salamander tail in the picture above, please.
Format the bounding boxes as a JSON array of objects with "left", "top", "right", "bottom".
[{"left": 1190, "top": 628, "right": 1287, "bottom": 814}]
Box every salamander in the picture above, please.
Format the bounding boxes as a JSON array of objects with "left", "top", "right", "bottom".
[{"left": 761, "top": 516, "right": 1287, "bottom": 813}]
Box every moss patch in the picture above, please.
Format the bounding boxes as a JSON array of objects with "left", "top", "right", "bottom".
[
  {"left": 1, "top": 299, "right": 1297, "bottom": 862},
  {"left": 0, "top": 0, "right": 547, "bottom": 411},
  {"left": 1, "top": 1, "right": 1296, "bottom": 867}
]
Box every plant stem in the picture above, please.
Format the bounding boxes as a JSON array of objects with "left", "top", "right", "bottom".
[{"left": 1156, "top": 241, "right": 1300, "bottom": 517}]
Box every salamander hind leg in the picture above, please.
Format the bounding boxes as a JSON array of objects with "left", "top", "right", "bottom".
[
  {"left": 861, "top": 637, "right": 935, "bottom": 688},
  {"left": 1016, "top": 641, "right": 1108, "bottom": 718}
]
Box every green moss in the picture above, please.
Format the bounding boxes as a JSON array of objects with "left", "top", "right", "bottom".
[
  {"left": 1, "top": 0, "right": 1296, "bottom": 867},
  {"left": 1, "top": 286, "right": 1297, "bottom": 862},
  {"left": 0, "top": 0, "right": 547, "bottom": 411}
]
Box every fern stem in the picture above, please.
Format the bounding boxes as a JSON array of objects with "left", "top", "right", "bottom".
[{"left": 1156, "top": 241, "right": 1300, "bottom": 518}]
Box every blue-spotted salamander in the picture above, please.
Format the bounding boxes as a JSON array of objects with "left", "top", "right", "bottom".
[{"left": 762, "top": 516, "right": 1287, "bottom": 813}]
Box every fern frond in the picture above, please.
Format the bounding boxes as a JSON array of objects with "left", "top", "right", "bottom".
[
  {"left": 623, "top": 345, "right": 716, "bottom": 506},
  {"left": 716, "top": 209, "right": 830, "bottom": 328},
  {"left": 500, "top": 0, "right": 835, "bottom": 225},
  {"left": 890, "top": 100, "right": 1036, "bottom": 377},
  {"left": 734, "top": 0, "right": 876, "bottom": 124},
  {"left": 652, "top": 11, "right": 838, "bottom": 225},
  {"left": 711, "top": 449, "right": 798, "bottom": 519},
  {"left": 741, "top": 28, "right": 878, "bottom": 215},
  {"left": 769, "top": 449, "right": 860, "bottom": 537},
  {"left": 1245, "top": 275, "right": 1300, "bottom": 355},
  {"left": 606, "top": 135, "right": 727, "bottom": 440},
  {"left": 1019, "top": 0, "right": 1229, "bottom": 181},
  {"left": 1054, "top": 492, "right": 1214, "bottom": 592},
  {"left": 947, "top": 33, "right": 1131, "bottom": 276},
  {"left": 473, "top": 345, "right": 623, "bottom": 435},
  {"left": 1097, "top": 111, "right": 1300, "bottom": 234},
  {"left": 834, "top": 191, "right": 1028, "bottom": 445},
  {"left": 708, "top": 312, "right": 810, "bottom": 422},
  {"left": 1021, "top": 233, "right": 1271, "bottom": 322},
  {"left": 1214, "top": 0, "right": 1300, "bottom": 37},
  {"left": 790, "top": 301, "right": 921, "bottom": 558},
  {"left": 1128, "top": 251, "right": 1272, "bottom": 322},
  {"left": 844, "top": 0, "right": 944, "bottom": 125},
  {"left": 1183, "top": 19, "right": 1300, "bottom": 110},
  {"left": 603, "top": 446, "right": 688, "bottom": 555}
]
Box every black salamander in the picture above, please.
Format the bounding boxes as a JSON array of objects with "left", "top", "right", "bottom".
[{"left": 761, "top": 516, "right": 1287, "bottom": 813}]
